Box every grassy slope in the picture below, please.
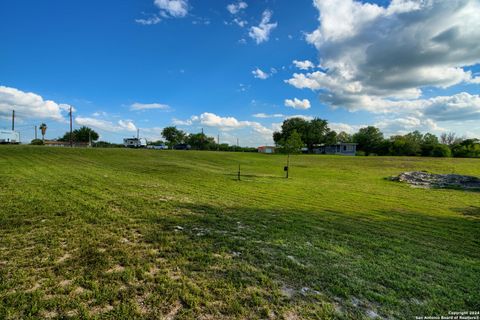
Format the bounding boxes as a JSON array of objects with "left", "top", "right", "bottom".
[{"left": 0, "top": 146, "right": 478, "bottom": 319}]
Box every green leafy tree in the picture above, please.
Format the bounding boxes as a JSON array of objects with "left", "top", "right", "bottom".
[
  {"left": 75, "top": 126, "right": 99, "bottom": 142},
  {"left": 336, "top": 131, "right": 352, "bottom": 143},
  {"left": 389, "top": 132, "right": 422, "bottom": 156},
  {"left": 161, "top": 126, "right": 186, "bottom": 147},
  {"left": 420, "top": 133, "right": 439, "bottom": 156},
  {"left": 39, "top": 123, "right": 47, "bottom": 141},
  {"left": 274, "top": 118, "right": 308, "bottom": 145},
  {"left": 59, "top": 126, "right": 99, "bottom": 143},
  {"left": 273, "top": 117, "right": 333, "bottom": 152},
  {"left": 304, "top": 118, "right": 333, "bottom": 151},
  {"left": 353, "top": 126, "right": 384, "bottom": 156},
  {"left": 432, "top": 144, "right": 451, "bottom": 157},
  {"left": 451, "top": 139, "right": 480, "bottom": 158},
  {"left": 186, "top": 133, "right": 216, "bottom": 150},
  {"left": 281, "top": 130, "right": 304, "bottom": 154}
]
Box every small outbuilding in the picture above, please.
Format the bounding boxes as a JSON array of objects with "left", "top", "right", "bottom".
[
  {"left": 258, "top": 146, "right": 276, "bottom": 154},
  {"left": 315, "top": 143, "right": 357, "bottom": 156}
]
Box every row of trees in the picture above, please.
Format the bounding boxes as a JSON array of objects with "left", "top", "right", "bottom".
[
  {"left": 273, "top": 117, "right": 480, "bottom": 158},
  {"left": 348, "top": 127, "right": 479, "bottom": 157},
  {"left": 29, "top": 120, "right": 479, "bottom": 158},
  {"left": 31, "top": 126, "right": 100, "bottom": 145},
  {"left": 161, "top": 126, "right": 256, "bottom": 151},
  {"left": 58, "top": 126, "right": 99, "bottom": 143}
]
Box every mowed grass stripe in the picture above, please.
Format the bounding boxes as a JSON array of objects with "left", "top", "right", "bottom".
[{"left": 0, "top": 146, "right": 479, "bottom": 319}]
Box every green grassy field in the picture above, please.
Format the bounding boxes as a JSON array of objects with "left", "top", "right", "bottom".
[{"left": 0, "top": 146, "right": 479, "bottom": 319}]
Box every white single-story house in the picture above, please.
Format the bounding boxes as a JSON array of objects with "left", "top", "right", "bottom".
[
  {"left": 315, "top": 143, "right": 357, "bottom": 156},
  {"left": 0, "top": 130, "right": 20, "bottom": 144},
  {"left": 258, "top": 146, "right": 276, "bottom": 154}
]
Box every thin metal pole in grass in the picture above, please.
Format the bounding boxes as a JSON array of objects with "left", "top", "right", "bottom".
[
  {"left": 238, "top": 164, "right": 241, "bottom": 181},
  {"left": 284, "top": 154, "right": 290, "bottom": 179}
]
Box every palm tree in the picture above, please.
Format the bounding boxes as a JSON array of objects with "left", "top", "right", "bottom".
[{"left": 39, "top": 123, "right": 47, "bottom": 141}]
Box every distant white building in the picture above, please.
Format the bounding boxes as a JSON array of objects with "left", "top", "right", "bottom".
[
  {"left": 315, "top": 143, "right": 357, "bottom": 156},
  {"left": 0, "top": 130, "right": 20, "bottom": 144},
  {"left": 123, "top": 138, "right": 147, "bottom": 148}
]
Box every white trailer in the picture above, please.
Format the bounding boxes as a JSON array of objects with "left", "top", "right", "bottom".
[
  {"left": 123, "top": 138, "right": 147, "bottom": 148},
  {"left": 0, "top": 130, "right": 20, "bottom": 144}
]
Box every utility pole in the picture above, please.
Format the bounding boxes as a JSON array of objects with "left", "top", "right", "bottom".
[
  {"left": 137, "top": 128, "right": 140, "bottom": 139},
  {"left": 11, "top": 110, "right": 15, "bottom": 131},
  {"left": 34, "top": 125, "right": 37, "bottom": 140},
  {"left": 69, "top": 106, "right": 73, "bottom": 147},
  {"left": 89, "top": 131, "right": 92, "bottom": 147},
  {"left": 217, "top": 133, "right": 220, "bottom": 151}
]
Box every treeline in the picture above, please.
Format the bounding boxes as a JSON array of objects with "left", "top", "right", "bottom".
[
  {"left": 273, "top": 117, "right": 480, "bottom": 158},
  {"left": 159, "top": 126, "right": 257, "bottom": 151},
  {"left": 350, "top": 127, "right": 478, "bottom": 157},
  {"left": 31, "top": 126, "right": 100, "bottom": 145}
]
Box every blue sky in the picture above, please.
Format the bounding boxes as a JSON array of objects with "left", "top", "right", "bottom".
[{"left": 1, "top": 0, "right": 479, "bottom": 146}]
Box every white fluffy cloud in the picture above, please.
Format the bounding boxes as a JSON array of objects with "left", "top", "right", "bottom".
[
  {"left": 422, "top": 92, "right": 480, "bottom": 121},
  {"left": 135, "top": 16, "right": 161, "bottom": 25},
  {"left": 252, "top": 68, "right": 270, "bottom": 80},
  {"left": 227, "top": 1, "right": 248, "bottom": 15},
  {"left": 375, "top": 117, "right": 444, "bottom": 136},
  {"left": 293, "top": 60, "right": 315, "bottom": 70},
  {"left": 154, "top": 0, "right": 189, "bottom": 18},
  {"left": 173, "top": 112, "right": 274, "bottom": 138},
  {"left": 329, "top": 122, "right": 365, "bottom": 134},
  {"left": 287, "top": 0, "right": 480, "bottom": 126},
  {"left": 249, "top": 10, "right": 277, "bottom": 44},
  {"left": 130, "top": 102, "right": 171, "bottom": 111},
  {"left": 75, "top": 117, "right": 137, "bottom": 133},
  {"left": 284, "top": 98, "right": 311, "bottom": 110},
  {"left": 0, "top": 85, "right": 71, "bottom": 122}
]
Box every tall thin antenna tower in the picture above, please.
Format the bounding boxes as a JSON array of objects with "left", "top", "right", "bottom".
[
  {"left": 69, "top": 106, "right": 73, "bottom": 147},
  {"left": 11, "top": 110, "right": 15, "bottom": 131}
]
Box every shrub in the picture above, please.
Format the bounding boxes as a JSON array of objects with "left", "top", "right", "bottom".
[
  {"left": 432, "top": 144, "right": 451, "bottom": 157},
  {"left": 30, "top": 139, "right": 44, "bottom": 145}
]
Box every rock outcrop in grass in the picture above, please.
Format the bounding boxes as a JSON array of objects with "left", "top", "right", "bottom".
[{"left": 392, "top": 171, "right": 480, "bottom": 190}]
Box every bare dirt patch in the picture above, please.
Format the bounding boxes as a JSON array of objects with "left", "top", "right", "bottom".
[
  {"left": 56, "top": 253, "right": 71, "bottom": 263},
  {"left": 72, "top": 286, "right": 86, "bottom": 295},
  {"left": 25, "top": 283, "right": 41, "bottom": 293},
  {"left": 106, "top": 264, "right": 125, "bottom": 273},
  {"left": 165, "top": 300, "right": 182, "bottom": 320},
  {"left": 59, "top": 279, "right": 73, "bottom": 287},
  {"left": 40, "top": 310, "right": 58, "bottom": 319},
  {"left": 284, "top": 310, "right": 301, "bottom": 320},
  {"left": 90, "top": 304, "right": 114, "bottom": 316}
]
